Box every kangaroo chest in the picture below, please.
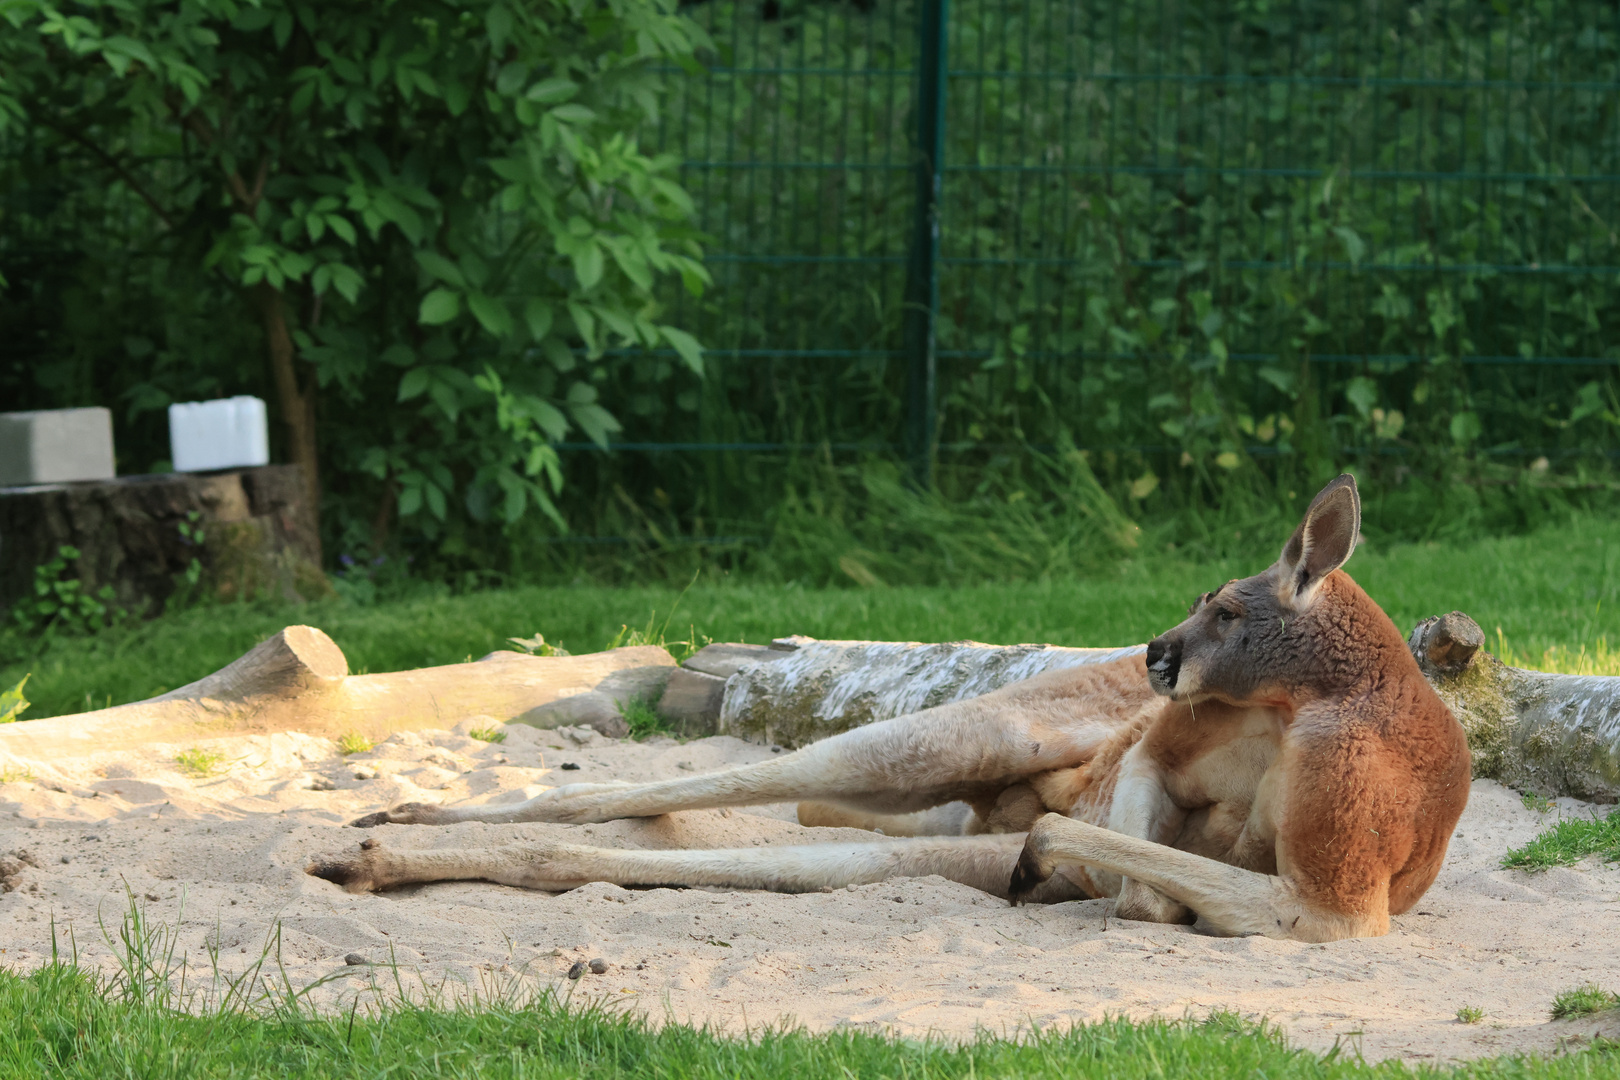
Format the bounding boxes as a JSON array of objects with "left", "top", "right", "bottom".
[{"left": 1159, "top": 706, "right": 1287, "bottom": 871}]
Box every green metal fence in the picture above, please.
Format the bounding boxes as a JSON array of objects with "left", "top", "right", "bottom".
[{"left": 604, "top": 0, "right": 1620, "bottom": 484}]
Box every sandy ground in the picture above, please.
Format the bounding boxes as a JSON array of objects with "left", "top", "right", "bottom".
[{"left": 0, "top": 719, "right": 1616, "bottom": 1063}]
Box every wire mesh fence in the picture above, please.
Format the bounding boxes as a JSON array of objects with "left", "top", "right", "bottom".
[{"left": 620, "top": 0, "right": 1620, "bottom": 481}]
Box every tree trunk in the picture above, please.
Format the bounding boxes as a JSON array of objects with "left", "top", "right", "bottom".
[
  {"left": 0, "top": 465, "right": 327, "bottom": 618},
  {"left": 0, "top": 626, "right": 678, "bottom": 760},
  {"left": 252, "top": 281, "right": 320, "bottom": 556}
]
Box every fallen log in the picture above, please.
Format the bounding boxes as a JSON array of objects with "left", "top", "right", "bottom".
[
  {"left": 717, "top": 617, "right": 1620, "bottom": 801},
  {"left": 0, "top": 625, "right": 675, "bottom": 761}
]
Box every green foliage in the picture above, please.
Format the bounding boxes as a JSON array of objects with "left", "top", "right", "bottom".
[
  {"left": 9, "top": 546, "right": 126, "bottom": 639},
  {"left": 0, "top": 673, "right": 28, "bottom": 723},
  {"left": 467, "top": 724, "right": 506, "bottom": 743},
  {"left": 1521, "top": 791, "right": 1555, "bottom": 815},
  {"left": 620, "top": 696, "right": 670, "bottom": 741},
  {"left": 1551, "top": 984, "right": 1620, "bottom": 1021},
  {"left": 0, "top": 0, "right": 709, "bottom": 553},
  {"left": 1455, "top": 1005, "right": 1485, "bottom": 1024},
  {"left": 336, "top": 731, "right": 373, "bottom": 755},
  {"left": 506, "top": 632, "right": 570, "bottom": 657},
  {"left": 1502, "top": 808, "right": 1620, "bottom": 873},
  {"left": 174, "top": 746, "right": 226, "bottom": 777}
]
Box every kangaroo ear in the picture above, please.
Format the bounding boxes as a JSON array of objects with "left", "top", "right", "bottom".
[{"left": 1276, "top": 474, "right": 1361, "bottom": 610}]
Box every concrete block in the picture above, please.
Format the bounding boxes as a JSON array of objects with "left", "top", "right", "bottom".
[
  {"left": 0, "top": 407, "right": 116, "bottom": 486},
  {"left": 169, "top": 396, "right": 269, "bottom": 472}
]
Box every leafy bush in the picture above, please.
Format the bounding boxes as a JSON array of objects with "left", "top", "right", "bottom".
[
  {"left": 0, "top": 0, "right": 709, "bottom": 557},
  {"left": 9, "top": 547, "right": 126, "bottom": 639}
]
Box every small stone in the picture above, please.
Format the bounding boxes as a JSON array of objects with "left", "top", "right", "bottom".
[
  {"left": 352, "top": 766, "right": 379, "bottom": 780},
  {"left": 892, "top": 895, "right": 904, "bottom": 903},
  {"left": 59, "top": 855, "right": 70, "bottom": 864},
  {"left": 344, "top": 953, "right": 367, "bottom": 966},
  {"left": 360, "top": 837, "right": 380, "bottom": 850},
  {"left": 588, "top": 957, "right": 608, "bottom": 974},
  {"left": 144, "top": 892, "right": 160, "bottom": 901},
  {"left": 307, "top": 777, "right": 337, "bottom": 791},
  {"left": 567, "top": 961, "right": 586, "bottom": 980},
  {"left": 560, "top": 763, "right": 581, "bottom": 771}
]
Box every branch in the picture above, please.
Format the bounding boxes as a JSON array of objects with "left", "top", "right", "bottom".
[{"left": 40, "top": 117, "right": 177, "bottom": 229}]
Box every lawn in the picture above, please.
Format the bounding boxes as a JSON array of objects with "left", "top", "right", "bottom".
[
  {"left": 4, "top": 511, "right": 1617, "bottom": 719},
  {"left": 1, "top": 963, "right": 1615, "bottom": 1079}
]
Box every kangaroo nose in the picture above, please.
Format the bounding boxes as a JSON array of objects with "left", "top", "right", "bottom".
[{"left": 1146, "top": 639, "right": 1166, "bottom": 669}]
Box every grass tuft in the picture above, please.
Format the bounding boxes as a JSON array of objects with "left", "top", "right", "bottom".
[
  {"left": 1551, "top": 984, "right": 1620, "bottom": 1020},
  {"left": 1502, "top": 808, "right": 1620, "bottom": 872},
  {"left": 621, "top": 696, "right": 672, "bottom": 741},
  {"left": 467, "top": 724, "right": 506, "bottom": 743},
  {"left": 174, "top": 747, "right": 225, "bottom": 778},
  {"left": 1456, "top": 1005, "right": 1485, "bottom": 1024},
  {"left": 1520, "top": 791, "right": 1555, "bottom": 814},
  {"left": 337, "top": 731, "right": 373, "bottom": 755}
]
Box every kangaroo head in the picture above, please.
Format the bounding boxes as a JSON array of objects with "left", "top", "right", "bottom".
[{"left": 1145, "top": 473, "right": 1363, "bottom": 705}]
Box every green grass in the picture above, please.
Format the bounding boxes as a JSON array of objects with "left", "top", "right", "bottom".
[
  {"left": 3, "top": 511, "right": 1617, "bottom": 720},
  {"left": 173, "top": 747, "right": 226, "bottom": 778},
  {"left": 620, "top": 696, "right": 673, "bottom": 741},
  {"left": 467, "top": 724, "right": 507, "bottom": 743},
  {"left": 1455, "top": 1005, "right": 1486, "bottom": 1024},
  {"left": 1551, "top": 985, "right": 1620, "bottom": 1021},
  {"left": 336, "top": 731, "right": 373, "bottom": 755},
  {"left": 1, "top": 965, "right": 1616, "bottom": 1079},
  {"left": 1502, "top": 809, "right": 1620, "bottom": 872}
]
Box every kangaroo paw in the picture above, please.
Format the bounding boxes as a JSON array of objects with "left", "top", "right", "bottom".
[
  {"left": 1007, "top": 839, "right": 1054, "bottom": 905},
  {"left": 306, "top": 838, "right": 387, "bottom": 893},
  {"left": 348, "top": 801, "right": 438, "bottom": 828}
]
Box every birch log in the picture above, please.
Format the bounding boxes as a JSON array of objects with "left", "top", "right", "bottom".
[
  {"left": 719, "top": 620, "right": 1620, "bottom": 801},
  {"left": 0, "top": 625, "right": 675, "bottom": 761}
]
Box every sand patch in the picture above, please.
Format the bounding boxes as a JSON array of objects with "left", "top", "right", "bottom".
[{"left": 0, "top": 721, "right": 1615, "bottom": 1062}]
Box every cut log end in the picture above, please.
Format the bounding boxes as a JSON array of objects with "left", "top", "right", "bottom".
[{"left": 1408, "top": 611, "right": 1485, "bottom": 675}]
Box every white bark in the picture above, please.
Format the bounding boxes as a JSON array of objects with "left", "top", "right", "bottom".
[{"left": 718, "top": 637, "right": 1145, "bottom": 746}]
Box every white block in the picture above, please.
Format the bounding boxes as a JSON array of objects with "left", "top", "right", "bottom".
[
  {"left": 169, "top": 396, "right": 270, "bottom": 473},
  {"left": 0, "top": 407, "right": 116, "bottom": 486}
]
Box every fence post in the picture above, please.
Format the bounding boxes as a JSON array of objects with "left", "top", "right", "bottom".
[{"left": 904, "top": 0, "right": 947, "bottom": 487}]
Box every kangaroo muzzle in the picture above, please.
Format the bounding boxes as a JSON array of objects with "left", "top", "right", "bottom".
[{"left": 1145, "top": 637, "right": 1181, "bottom": 695}]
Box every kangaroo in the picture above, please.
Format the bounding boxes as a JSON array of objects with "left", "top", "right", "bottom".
[{"left": 307, "top": 475, "right": 1471, "bottom": 941}]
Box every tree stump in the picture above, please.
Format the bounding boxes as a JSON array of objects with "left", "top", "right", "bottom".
[{"left": 0, "top": 464, "right": 328, "bottom": 619}]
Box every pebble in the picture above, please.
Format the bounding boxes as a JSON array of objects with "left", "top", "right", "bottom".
[
  {"left": 560, "top": 763, "right": 581, "bottom": 771},
  {"left": 352, "top": 767, "right": 379, "bottom": 780},
  {"left": 308, "top": 777, "right": 337, "bottom": 791},
  {"left": 60, "top": 855, "right": 70, "bottom": 864},
  {"left": 345, "top": 953, "right": 367, "bottom": 966},
  {"left": 567, "top": 961, "right": 586, "bottom": 980},
  {"left": 588, "top": 957, "right": 608, "bottom": 974}
]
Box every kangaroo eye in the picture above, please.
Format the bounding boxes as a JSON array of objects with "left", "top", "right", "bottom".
[{"left": 1217, "top": 608, "right": 1238, "bottom": 622}]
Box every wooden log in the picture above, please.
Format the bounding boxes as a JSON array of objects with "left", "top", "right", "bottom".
[
  {"left": 1409, "top": 613, "right": 1620, "bottom": 802},
  {"left": 718, "top": 639, "right": 1145, "bottom": 747},
  {"left": 0, "top": 464, "right": 328, "bottom": 620},
  {"left": 718, "top": 621, "right": 1620, "bottom": 801},
  {"left": 0, "top": 625, "right": 676, "bottom": 761}
]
